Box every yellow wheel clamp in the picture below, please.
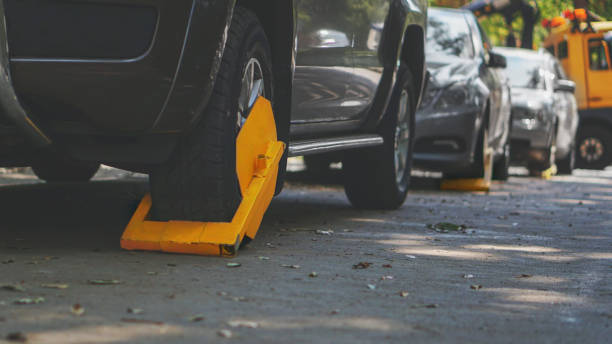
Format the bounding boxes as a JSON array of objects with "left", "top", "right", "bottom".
[
  {"left": 539, "top": 164, "right": 557, "bottom": 180},
  {"left": 440, "top": 146, "right": 494, "bottom": 192},
  {"left": 120, "top": 97, "right": 285, "bottom": 257}
]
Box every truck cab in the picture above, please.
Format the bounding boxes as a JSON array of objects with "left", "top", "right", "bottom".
[{"left": 543, "top": 18, "right": 612, "bottom": 169}]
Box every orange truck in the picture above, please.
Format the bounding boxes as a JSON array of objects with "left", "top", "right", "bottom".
[{"left": 543, "top": 13, "right": 612, "bottom": 169}]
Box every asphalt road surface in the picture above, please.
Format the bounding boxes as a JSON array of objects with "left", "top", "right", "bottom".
[{"left": 1, "top": 164, "right": 611, "bottom": 343}]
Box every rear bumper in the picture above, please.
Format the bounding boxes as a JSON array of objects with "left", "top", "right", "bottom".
[{"left": 413, "top": 107, "right": 479, "bottom": 173}]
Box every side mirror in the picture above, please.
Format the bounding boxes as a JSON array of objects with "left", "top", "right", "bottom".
[
  {"left": 555, "top": 79, "right": 576, "bottom": 93},
  {"left": 488, "top": 52, "right": 507, "bottom": 68}
]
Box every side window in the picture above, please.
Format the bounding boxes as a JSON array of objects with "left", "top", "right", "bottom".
[
  {"left": 545, "top": 45, "right": 555, "bottom": 56},
  {"left": 557, "top": 41, "right": 568, "bottom": 59},
  {"left": 588, "top": 39, "right": 610, "bottom": 70}
]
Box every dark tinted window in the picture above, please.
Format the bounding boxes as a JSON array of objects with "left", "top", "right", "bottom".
[
  {"left": 558, "top": 41, "right": 568, "bottom": 59},
  {"left": 504, "top": 54, "right": 545, "bottom": 89},
  {"left": 588, "top": 39, "right": 609, "bottom": 70},
  {"left": 545, "top": 45, "right": 555, "bottom": 56},
  {"left": 426, "top": 10, "right": 474, "bottom": 58}
]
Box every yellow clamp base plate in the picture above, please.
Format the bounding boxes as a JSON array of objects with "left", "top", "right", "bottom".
[
  {"left": 539, "top": 164, "right": 557, "bottom": 180},
  {"left": 440, "top": 147, "right": 494, "bottom": 192},
  {"left": 120, "top": 97, "right": 285, "bottom": 257}
]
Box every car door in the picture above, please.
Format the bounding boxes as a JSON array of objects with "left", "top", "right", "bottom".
[
  {"left": 290, "top": 1, "right": 355, "bottom": 125},
  {"left": 344, "top": 0, "right": 390, "bottom": 120}
]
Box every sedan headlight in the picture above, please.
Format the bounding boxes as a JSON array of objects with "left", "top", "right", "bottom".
[
  {"left": 512, "top": 108, "right": 544, "bottom": 122},
  {"left": 434, "top": 85, "right": 469, "bottom": 110}
]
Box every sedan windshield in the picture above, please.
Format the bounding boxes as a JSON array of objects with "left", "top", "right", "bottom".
[
  {"left": 504, "top": 55, "right": 545, "bottom": 89},
  {"left": 426, "top": 10, "right": 473, "bottom": 59}
]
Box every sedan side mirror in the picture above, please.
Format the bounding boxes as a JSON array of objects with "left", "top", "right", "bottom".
[
  {"left": 488, "top": 52, "right": 507, "bottom": 68},
  {"left": 555, "top": 79, "right": 576, "bottom": 93}
]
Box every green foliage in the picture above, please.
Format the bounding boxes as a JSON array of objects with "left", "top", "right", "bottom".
[{"left": 428, "top": 0, "right": 610, "bottom": 49}]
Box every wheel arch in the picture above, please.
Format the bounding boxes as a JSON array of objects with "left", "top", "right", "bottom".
[{"left": 234, "top": 0, "right": 295, "bottom": 144}]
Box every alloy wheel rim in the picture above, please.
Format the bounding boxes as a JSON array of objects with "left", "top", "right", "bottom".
[
  {"left": 237, "top": 58, "right": 265, "bottom": 129},
  {"left": 394, "top": 90, "right": 411, "bottom": 185},
  {"left": 579, "top": 137, "right": 604, "bottom": 162}
]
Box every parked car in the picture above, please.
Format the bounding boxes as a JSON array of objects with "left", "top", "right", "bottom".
[
  {"left": 414, "top": 7, "right": 512, "bottom": 180},
  {"left": 0, "top": 1, "right": 428, "bottom": 221},
  {"left": 494, "top": 47, "right": 579, "bottom": 175}
]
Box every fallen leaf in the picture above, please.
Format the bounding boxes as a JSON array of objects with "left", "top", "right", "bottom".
[
  {"left": 217, "top": 329, "right": 233, "bottom": 338},
  {"left": 121, "top": 318, "right": 164, "bottom": 326},
  {"left": 399, "top": 291, "right": 409, "bottom": 298},
  {"left": 315, "top": 230, "right": 334, "bottom": 236},
  {"left": 258, "top": 256, "right": 270, "bottom": 261},
  {"left": 309, "top": 272, "right": 318, "bottom": 278},
  {"left": 411, "top": 304, "right": 438, "bottom": 309},
  {"left": 515, "top": 274, "right": 533, "bottom": 279},
  {"left": 352, "top": 262, "right": 372, "bottom": 269},
  {"left": 462, "top": 274, "right": 474, "bottom": 279},
  {"left": 1, "top": 284, "right": 25, "bottom": 292},
  {"left": 405, "top": 255, "right": 417, "bottom": 259},
  {"left": 367, "top": 284, "right": 377, "bottom": 290},
  {"left": 382, "top": 264, "right": 392, "bottom": 268},
  {"left": 71, "top": 304, "right": 85, "bottom": 316},
  {"left": 470, "top": 285, "right": 483, "bottom": 290},
  {"left": 6, "top": 332, "right": 27, "bottom": 342},
  {"left": 381, "top": 275, "right": 394, "bottom": 280},
  {"left": 41, "top": 283, "right": 69, "bottom": 289},
  {"left": 189, "top": 315, "right": 205, "bottom": 322},
  {"left": 14, "top": 297, "right": 45, "bottom": 305},
  {"left": 330, "top": 309, "right": 340, "bottom": 315},
  {"left": 127, "top": 308, "right": 144, "bottom": 315},
  {"left": 88, "top": 280, "right": 121, "bottom": 285},
  {"left": 228, "top": 320, "right": 259, "bottom": 329},
  {"left": 226, "top": 263, "right": 242, "bottom": 268},
  {"left": 280, "top": 264, "right": 300, "bottom": 269},
  {"left": 431, "top": 222, "right": 467, "bottom": 232}
]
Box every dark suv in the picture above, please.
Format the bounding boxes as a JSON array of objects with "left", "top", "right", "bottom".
[{"left": 0, "top": 1, "right": 427, "bottom": 221}]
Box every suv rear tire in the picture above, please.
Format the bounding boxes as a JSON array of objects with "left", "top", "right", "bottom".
[
  {"left": 342, "top": 67, "right": 415, "bottom": 210},
  {"left": 150, "top": 8, "right": 273, "bottom": 222}
]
